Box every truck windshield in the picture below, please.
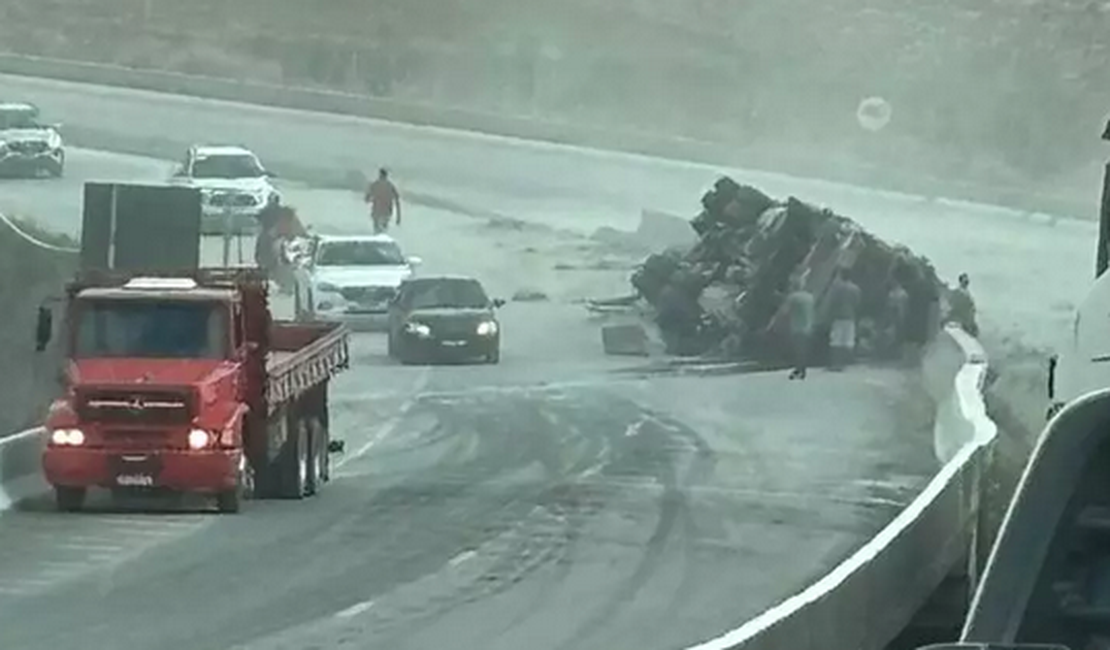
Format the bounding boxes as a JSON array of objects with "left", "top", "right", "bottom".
[
  {"left": 407, "top": 279, "right": 489, "bottom": 310},
  {"left": 75, "top": 299, "right": 229, "bottom": 359},
  {"left": 191, "top": 154, "right": 264, "bottom": 179},
  {"left": 317, "top": 240, "right": 405, "bottom": 266}
]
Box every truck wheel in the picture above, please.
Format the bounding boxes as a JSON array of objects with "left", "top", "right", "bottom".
[
  {"left": 282, "top": 419, "right": 311, "bottom": 499},
  {"left": 55, "top": 486, "right": 86, "bottom": 512},
  {"left": 217, "top": 454, "right": 252, "bottom": 513},
  {"left": 307, "top": 417, "right": 329, "bottom": 493}
]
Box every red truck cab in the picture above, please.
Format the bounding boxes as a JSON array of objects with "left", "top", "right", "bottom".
[{"left": 37, "top": 269, "right": 349, "bottom": 513}]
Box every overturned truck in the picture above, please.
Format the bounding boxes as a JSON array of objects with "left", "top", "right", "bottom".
[{"left": 631, "top": 177, "right": 944, "bottom": 362}]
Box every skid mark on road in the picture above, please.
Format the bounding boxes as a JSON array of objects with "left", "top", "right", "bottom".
[{"left": 0, "top": 512, "right": 213, "bottom": 599}]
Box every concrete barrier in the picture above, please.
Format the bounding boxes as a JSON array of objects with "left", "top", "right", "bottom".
[
  {"left": 683, "top": 324, "right": 997, "bottom": 650},
  {"left": 0, "top": 52, "right": 1090, "bottom": 220},
  {"left": 0, "top": 427, "right": 48, "bottom": 511}
]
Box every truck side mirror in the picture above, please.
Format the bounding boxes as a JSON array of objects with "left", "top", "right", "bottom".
[{"left": 35, "top": 306, "right": 52, "bottom": 352}]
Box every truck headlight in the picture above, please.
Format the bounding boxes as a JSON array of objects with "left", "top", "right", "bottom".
[
  {"left": 50, "top": 428, "right": 85, "bottom": 446},
  {"left": 187, "top": 429, "right": 211, "bottom": 450},
  {"left": 477, "top": 321, "right": 498, "bottom": 336},
  {"left": 405, "top": 322, "right": 431, "bottom": 338}
]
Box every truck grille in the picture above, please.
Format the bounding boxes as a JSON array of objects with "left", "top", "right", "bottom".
[
  {"left": 77, "top": 389, "right": 193, "bottom": 426},
  {"left": 103, "top": 430, "right": 171, "bottom": 450}
]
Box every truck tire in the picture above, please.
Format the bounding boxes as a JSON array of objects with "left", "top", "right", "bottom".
[
  {"left": 55, "top": 486, "right": 86, "bottom": 512},
  {"left": 281, "top": 418, "right": 313, "bottom": 499},
  {"left": 307, "top": 417, "right": 329, "bottom": 494},
  {"left": 217, "top": 454, "right": 252, "bottom": 513}
]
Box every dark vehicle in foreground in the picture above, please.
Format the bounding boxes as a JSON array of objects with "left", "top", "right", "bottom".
[{"left": 387, "top": 275, "right": 504, "bottom": 364}]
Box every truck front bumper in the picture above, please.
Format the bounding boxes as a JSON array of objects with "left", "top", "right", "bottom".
[{"left": 43, "top": 447, "right": 240, "bottom": 493}]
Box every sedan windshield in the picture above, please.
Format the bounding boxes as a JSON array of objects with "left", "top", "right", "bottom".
[
  {"left": 407, "top": 278, "right": 489, "bottom": 310},
  {"left": 317, "top": 240, "right": 406, "bottom": 266},
  {"left": 75, "top": 299, "right": 228, "bottom": 359},
  {"left": 191, "top": 154, "right": 265, "bottom": 179},
  {"left": 0, "top": 108, "right": 39, "bottom": 130}
]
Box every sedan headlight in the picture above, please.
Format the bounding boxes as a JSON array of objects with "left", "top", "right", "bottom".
[
  {"left": 477, "top": 321, "right": 498, "bottom": 336},
  {"left": 405, "top": 322, "right": 431, "bottom": 338},
  {"left": 50, "top": 428, "right": 85, "bottom": 446},
  {"left": 315, "top": 282, "right": 342, "bottom": 294}
]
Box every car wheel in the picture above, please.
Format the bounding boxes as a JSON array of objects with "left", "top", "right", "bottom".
[{"left": 46, "top": 157, "right": 64, "bottom": 178}]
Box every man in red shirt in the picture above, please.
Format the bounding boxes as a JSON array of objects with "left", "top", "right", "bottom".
[{"left": 364, "top": 168, "right": 402, "bottom": 234}]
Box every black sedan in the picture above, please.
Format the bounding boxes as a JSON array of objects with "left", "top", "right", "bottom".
[{"left": 386, "top": 275, "right": 505, "bottom": 364}]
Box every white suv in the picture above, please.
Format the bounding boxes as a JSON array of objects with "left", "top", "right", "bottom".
[
  {"left": 0, "top": 102, "right": 65, "bottom": 178},
  {"left": 170, "top": 144, "right": 281, "bottom": 235}
]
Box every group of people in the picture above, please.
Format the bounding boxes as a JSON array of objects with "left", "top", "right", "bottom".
[{"left": 773, "top": 267, "right": 978, "bottom": 381}]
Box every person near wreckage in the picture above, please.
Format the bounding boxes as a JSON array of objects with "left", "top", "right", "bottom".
[
  {"left": 771, "top": 274, "right": 815, "bottom": 380},
  {"left": 826, "top": 267, "right": 862, "bottom": 371}
]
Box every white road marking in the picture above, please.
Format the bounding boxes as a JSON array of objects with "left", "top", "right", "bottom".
[
  {"left": 335, "top": 367, "right": 430, "bottom": 471},
  {"left": 334, "top": 599, "right": 376, "bottom": 618}
]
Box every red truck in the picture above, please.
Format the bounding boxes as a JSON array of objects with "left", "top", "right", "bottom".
[{"left": 34, "top": 267, "right": 349, "bottom": 513}]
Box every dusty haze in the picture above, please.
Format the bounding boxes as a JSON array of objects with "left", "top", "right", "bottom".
[{"left": 0, "top": 0, "right": 1107, "bottom": 206}]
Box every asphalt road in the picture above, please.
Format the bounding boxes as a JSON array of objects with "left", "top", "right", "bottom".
[{"left": 0, "top": 148, "right": 937, "bottom": 650}]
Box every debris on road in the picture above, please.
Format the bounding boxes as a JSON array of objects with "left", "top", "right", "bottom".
[
  {"left": 512, "top": 288, "right": 549, "bottom": 302},
  {"left": 624, "top": 176, "right": 944, "bottom": 361},
  {"left": 602, "top": 323, "right": 650, "bottom": 356}
]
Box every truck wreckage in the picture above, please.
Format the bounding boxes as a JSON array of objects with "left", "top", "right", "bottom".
[{"left": 593, "top": 177, "right": 945, "bottom": 363}]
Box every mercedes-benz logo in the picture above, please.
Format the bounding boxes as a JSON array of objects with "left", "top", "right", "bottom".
[{"left": 127, "top": 397, "right": 146, "bottom": 413}]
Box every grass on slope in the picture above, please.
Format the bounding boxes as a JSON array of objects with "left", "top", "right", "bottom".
[
  {"left": 0, "top": 0, "right": 1105, "bottom": 202},
  {"left": 0, "top": 216, "right": 76, "bottom": 437}
]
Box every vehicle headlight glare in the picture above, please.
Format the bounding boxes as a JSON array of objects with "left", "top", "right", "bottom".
[
  {"left": 187, "top": 429, "right": 210, "bottom": 450},
  {"left": 477, "top": 321, "right": 498, "bottom": 336},
  {"left": 50, "top": 428, "right": 84, "bottom": 446},
  {"left": 405, "top": 322, "right": 431, "bottom": 338}
]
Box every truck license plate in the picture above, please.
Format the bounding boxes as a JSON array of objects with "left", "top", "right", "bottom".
[{"left": 116, "top": 474, "right": 154, "bottom": 487}]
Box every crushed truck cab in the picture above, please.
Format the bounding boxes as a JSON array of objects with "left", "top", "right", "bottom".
[{"left": 38, "top": 269, "right": 349, "bottom": 513}]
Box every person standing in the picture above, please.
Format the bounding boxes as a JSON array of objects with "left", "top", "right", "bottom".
[
  {"left": 826, "top": 267, "right": 862, "bottom": 371},
  {"left": 884, "top": 280, "right": 909, "bottom": 360},
  {"left": 774, "top": 275, "right": 815, "bottom": 380},
  {"left": 946, "top": 272, "right": 979, "bottom": 337},
  {"left": 365, "top": 168, "right": 402, "bottom": 234}
]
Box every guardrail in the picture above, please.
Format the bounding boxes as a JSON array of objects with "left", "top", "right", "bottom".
[
  {"left": 683, "top": 325, "right": 997, "bottom": 650},
  {"left": 0, "top": 52, "right": 1090, "bottom": 220},
  {"left": 0, "top": 427, "right": 47, "bottom": 511}
]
